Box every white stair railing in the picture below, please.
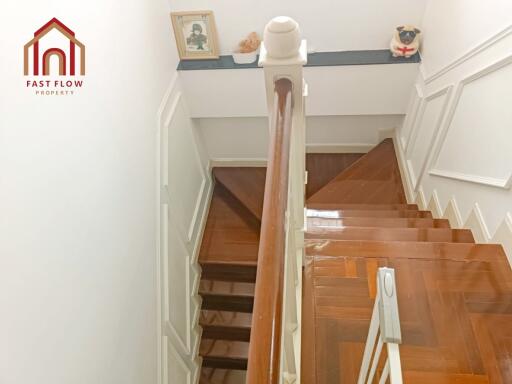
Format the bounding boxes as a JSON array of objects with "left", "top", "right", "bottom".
[{"left": 357, "top": 268, "right": 403, "bottom": 384}]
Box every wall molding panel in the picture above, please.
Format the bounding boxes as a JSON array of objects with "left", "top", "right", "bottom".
[
  {"left": 406, "top": 84, "right": 453, "bottom": 190},
  {"left": 421, "top": 24, "right": 512, "bottom": 84},
  {"left": 429, "top": 169, "right": 512, "bottom": 190},
  {"left": 402, "top": 83, "right": 423, "bottom": 152},
  {"left": 396, "top": 23, "right": 512, "bottom": 267},
  {"left": 158, "top": 76, "right": 211, "bottom": 384},
  {"left": 428, "top": 54, "right": 512, "bottom": 189}
]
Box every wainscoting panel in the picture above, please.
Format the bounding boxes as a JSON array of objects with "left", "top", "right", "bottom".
[
  {"left": 430, "top": 55, "right": 512, "bottom": 188},
  {"left": 401, "top": 84, "right": 423, "bottom": 151},
  {"left": 167, "top": 340, "right": 191, "bottom": 384},
  {"left": 166, "top": 95, "right": 208, "bottom": 243},
  {"left": 159, "top": 76, "right": 212, "bottom": 384},
  {"left": 406, "top": 85, "right": 451, "bottom": 189}
]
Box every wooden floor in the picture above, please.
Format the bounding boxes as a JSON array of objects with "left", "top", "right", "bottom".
[{"left": 302, "top": 140, "right": 512, "bottom": 384}]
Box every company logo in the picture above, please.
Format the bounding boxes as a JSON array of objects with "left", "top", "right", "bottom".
[{"left": 24, "top": 18, "right": 85, "bottom": 96}]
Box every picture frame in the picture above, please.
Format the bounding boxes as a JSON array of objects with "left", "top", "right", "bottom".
[{"left": 170, "top": 11, "right": 219, "bottom": 60}]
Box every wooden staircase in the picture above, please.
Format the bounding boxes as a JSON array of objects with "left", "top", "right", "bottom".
[
  {"left": 197, "top": 139, "right": 512, "bottom": 383},
  {"left": 198, "top": 168, "right": 264, "bottom": 383},
  {"left": 303, "top": 139, "right": 512, "bottom": 384}
]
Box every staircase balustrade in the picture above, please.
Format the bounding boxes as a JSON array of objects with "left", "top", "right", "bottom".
[
  {"left": 357, "top": 268, "right": 403, "bottom": 384},
  {"left": 246, "top": 16, "right": 307, "bottom": 384}
]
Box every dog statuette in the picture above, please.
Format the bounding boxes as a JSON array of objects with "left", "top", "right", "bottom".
[{"left": 390, "top": 25, "right": 421, "bottom": 58}]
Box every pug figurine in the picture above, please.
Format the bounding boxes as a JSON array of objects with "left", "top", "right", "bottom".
[{"left": 390, "top": 25, "right": 421, "bottom": 58}]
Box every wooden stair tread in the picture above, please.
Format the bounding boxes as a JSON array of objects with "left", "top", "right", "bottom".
[
  {"left": 199, "top": 185, "right": 260, "bottom": 265},
  {"left": 305, "top": 239, "right": 509, "bottom": 263},
  {"left": 307, "top": 203, "right": 418, "bottom": 211},
  {"left": 213, "top": 167, "right": 266, "bottom": 222},
  {"left": 201, "top": 310, "right": 252, "bottom": 329},
  {"left": 306, "top": 227, "right": 474, "bottom": 243},
  {"left": 307, "top": 216, "right": 450, "bottom": 228},
  {"left": 401, "top": 371, "right": 490, "bottom": 384},
  {"left": 200, "top": 340, "right": 249, "bottom": 370},
  {"left": 199, "top": 280, "right": 254, "bottom": 296},
  {"left": 199, "top": 368, "right": 246, "bottom": 384}
]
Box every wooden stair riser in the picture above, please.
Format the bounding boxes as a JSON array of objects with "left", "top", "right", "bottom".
[
  {"left": 202, "top": 325, "right": 251, "bottom": 342},
  {"left": 202, "top": 357, "right": 248, "bottom": 370},
  {"left": 200, "top": 294, "right": 254, "bottom": 313},
  {"left": 200, "top": 263, "right": 257, "bottom": 283}
]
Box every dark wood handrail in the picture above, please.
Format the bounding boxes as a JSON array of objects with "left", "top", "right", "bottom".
[{"left": 246, "top": 78, "right": 293, "bottom": 384}]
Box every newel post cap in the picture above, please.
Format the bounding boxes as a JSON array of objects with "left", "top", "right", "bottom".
[{"left": 263, "top": 16, "right": 301, "bottom": 59}]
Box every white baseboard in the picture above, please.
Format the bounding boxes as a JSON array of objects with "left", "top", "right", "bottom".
[
  {"left": 443, "top": 197, "right": 463, "bottom": 229},
  {"left": 427, "top": 189, "right": 442, "bottom": 219},
  {"left": 464, "top": 203, "right": 492, "bottom": 243},
  {"left": 378, "top": 128, "right": 395, "bottom": 142},
  {"left": 306, "top": 143, "right": 374, "bottom": 154},
  {"left": 492, "top": 213, "right": 512, "bottom": 266},
  {"left": 392, "top": 133, "right": 416, "bottom": 203},
  {"left": 209, "top": 158, "right": 267, "bottom": 168},
  {"left": 416, "top": 187, "right": 427, "bottom": 210}
]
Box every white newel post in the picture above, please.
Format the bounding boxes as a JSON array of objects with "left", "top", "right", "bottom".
[{"left": 259, "top": 16, "right": 307, "bottom": 384}]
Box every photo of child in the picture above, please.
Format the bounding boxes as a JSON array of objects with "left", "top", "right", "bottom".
[
  {"left": 185, "top": 21, "right": 208, "bottom": 51},
  {"left": 171, "top": 11, "right": 219, "bottom": 60}
]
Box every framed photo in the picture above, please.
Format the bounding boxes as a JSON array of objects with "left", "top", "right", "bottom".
[{"left": 171, "top": 11, "right": 219, "bottom": 60}]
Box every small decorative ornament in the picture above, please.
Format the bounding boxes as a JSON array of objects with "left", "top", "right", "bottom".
[
  {"left": 232, "top": 32, "right": 261, "bottom": 64},
  {"left": 171, "top": 11, "right": 219, "bottom": 60},
  {"left": 390, "top": 25, "right": 421, "bottom": 58}
]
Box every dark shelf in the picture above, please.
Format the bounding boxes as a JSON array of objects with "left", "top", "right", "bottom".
[{"left": 177, "top": 49, "right": 420, "bottom": 71}]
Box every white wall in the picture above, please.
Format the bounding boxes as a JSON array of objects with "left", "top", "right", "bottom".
[
  {"left": 179, "top": 63, "right": 419, "bottom": 118},
  {"left": 170, "top": 0, "right": 426, "bottom": 55},
  {"left": 395, "top": 0, "right": 512, "bottom": 263},
  {"left": 0, "top": 1, "right": 179, "bottom": 383},
  {"left": 198, "top": 115, "right": 403, "bottom": 162}
]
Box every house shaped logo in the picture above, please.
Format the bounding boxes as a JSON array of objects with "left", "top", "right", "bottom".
[{"left": 24, "top": 18, "right": 85, "bottom": 76}]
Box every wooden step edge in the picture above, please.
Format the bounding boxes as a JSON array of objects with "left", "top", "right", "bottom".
[
  {"left": 307, "top": 217, "right": 451, "bottom": 229},
  {"left": 306, "top": 209, "right": 433, "bottom": 218},
  {"left": 306, "top": 203, "right": 419, "bottom": 211},
  {"left": 305, "top": 227, "right": 475, "bottom": 243},
  {"left": 305, "top": 239, "right": 509, "bottom": 263}
]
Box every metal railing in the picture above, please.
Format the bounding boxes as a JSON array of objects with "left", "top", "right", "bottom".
[{"left": 357, "top": 268, "right": 403, "bottom": 384}]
